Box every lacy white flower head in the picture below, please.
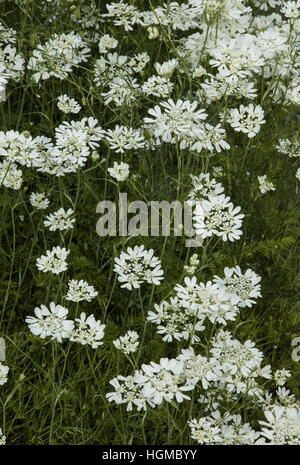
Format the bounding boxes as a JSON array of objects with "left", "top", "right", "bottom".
[
  {"left": 134, "top": 357, "right": 195, "bottom": 405},
  {"left": 147, "top": 296, "right": 205, "bottom": 343},
  {"left": 0, "top": 362, "right": 9, "bottom": 386},
  {"left": 0, "top": 160, "right": 23, "bottom": 190},
  {"left": 143, "top": 2, "right": 199, "bottom": 31},
  {"left": 174, "top": 276, "right": 240, "bottom": 325},
  {"left": 259, "top": 406, "right": 300, "bottom": 444},
  {"left": 141, "top": 75, "right": 173, "bottom": 98},
  {"left": 147, "top": 26, "right": 159, "bottom": 39},
  {"left": 104, "top": 2, "right": 143, "bottom": 31},
  {"left": 104, "top": 125, "right": 145, "bottom": 153},
  {"left": 187, "top": 172, "right": 224, "bottom": 205},
  {"left": 113, "top": 330, "right": 139, "bottom": 354},
  {"left": 258, "top": 175, "right": 276, "bottom": 194},
  {"left": 184, "top": 253, "right": 200, "bottom": 275},
  {"left": 274, "top": 369, "right": 291, "bottom": 387},
  {"left": 213, "top": 266, "right": 262, "bottom": 308},
  {"left": 276, "top": 137, "right": 300, "bottom": 158},
  {"left": 107, "top": 161, "right": 129, "bottom": 182},
  {"left": 69, "top": 313, "right": 105, "bottom": 349},
  {"left": 98, "top": 34, "right": 118, "bottom": 54},
  {"left": 0, "top": 130, "right": 42, "bottom": 168},
  {"left": 154, "top": 59, "right": 178, "bottom": 77},
  {"left": 223, "top": 104, "right": 266, "bottom": 138},
  {"left": 189, "top": 410, "right": 263, "bottom": 445},
  {"left": 144, "top": 98, "right": 207, "bottom": 144},
  {"left": 28, "top": 32, "right": 90, "bottom": 82},
  {"left": 113, "top": 245, "right": 164, "bottom": 290},
  {"left": 0, "top": 43, "right": 24, "bottom": 82},
  {"left": 0, "top": 428, "right": 6, "bottom": 445},
  {"left": 25, "top": 302, "right": 74, "bottom": 343},
  {"left": 281, "top": 1, "right": 300, "bottom": 19},
  {"left": 36, "top": 246, "right": 69, "bottom": 274},
  {"left": 210, "top": 330, "right": 272, "bottom": 389},
  {"left": 193, "top": 194, "right": 244, "bottom": 242},
  {"left": 65, "top": 279, "right": 98, "bottom": 302},
  {"left": 106, "top": 374, "right": 151, "bottom": 411},
  {"left": 101, "top": 76, "right": 139, "bottom": 107},
  {"left": 177, "top": 347, "right": 221, "bottom": 389},
  {"left": 43, "top": 208, "right": 75, "bottom": 232},
  {"left": 57, "top": 95, "right": 81, "bottom": 114},
  {"left": 29, "top": 192, "right": 50, "bottom": 210}
]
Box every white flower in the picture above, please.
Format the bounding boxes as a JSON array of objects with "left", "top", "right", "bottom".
[
  {"left": 104, "top": 125, "right": 145, "bottom": 153},
  {"left": 213, "top": 266, "right": 262, "bottom": 308},
  {"left": 36, "top": 246, "right": 69, "bottom": 274},
  {"left": 28, "top": 32, "right": 90, "bottom": 82},
  {"left": 135, "top": 358, "right": 195, "bottom": 405},
  {"left": 107, "top": 162, "right": 129, "bottom": 182},
  {"left": 57, "top": 95, "right": 81, "bottom": 114},
  {"left": 259, "top": 406, "right": 300, "bottom": 444},
  {"left": 189, "top": 410, "right": 262, "bottom": 445},
  {"left": 147, "top": 296, "right": 205, "bottom": 343},
  {"left": 277, "top": 138, "right": 300, "bottom": 158},
  {"left": 258, "top": 175, "right": 276, "bottom": 194},
  {"left": 0, "top": 362, "right": 9, "bottom": 385},
  {"left": 104, "top": 2, "right": 143, "bottom": 31},
  {"left": 0, "top": 428, "right": 6, "bottom": 445},
  {"left": 106, "top": 374, "right": 151, "bottom": 411},
  {"left": 154, "top": 59, "right": 178, "bottom": 77},
  {"left": 187, "top": 172, "right": 224, "bottom": 204},
  {"left": 274, "top": 369, "right": 291, "bottom": 387},
  {"left": 113, "top": 331, "right": 139, "bottom": 354},
  {"left": 29, "top": 192, "right": 50, "bottom": 210},
  {"left": 193, "top": 194, "right": 244, "bottom": 242},
  {"left": 98, "top": 34, "right": 118, "bottom": 54},
  {"left": 65, "top": 279, "right": 98, "bottom": 302},
  {"left": 25, "top": 302, "right": 74, "bottom": 342},
  {"left": 69, "top": 313, "right": 105, "bottom": 349},
  {"left": 141, "top": 75, "right": 173, "bottom": 98},
  {"left": 0, "top": 160, "right": 23, "bottom": 190},
  {"left": 114, "top": 245, "right": 164, "bottom": 290},
  {"left": 281, "top": 1, "right": 300, "bottom": 19},
  {"left": 44, "top": 208, "right": 75, "bottom": 231},
  {"left": 144, "top": 99, "right": 207, "bottom": 144},
  {"left": 224, "top": 104, "right": 266, "bottom": 138},
  {"left": 177, "top": 347, "right": 221, "bottom": 389}
]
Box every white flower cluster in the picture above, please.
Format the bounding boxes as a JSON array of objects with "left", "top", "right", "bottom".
[
  {"left": 28, "top": 32, "right": 90, "bottom": 82},
  {"left": 43, "top": 208, "right": 75, "bottom": 232},
  {"left": 143, "top": 99, "right": 229, "bottom": 154},
  {"left": 65, "top": 279, "right": 98, "bottom": 303},
  {"left": 258, "top": 175, "right": 276, "bottom": 194},
  {"left": 147, "top": 265, "right": 261, "bottom": 343},
  {"left": 221, "top": 104, "right": 266, "bottom": 138},
  {"left": 0, "top": 117, "right": 104, "bottom": 178},
  {"left": 0, "top": 428, "right": 5, "bottom": 445},
  {"left": 104, "top": 125, "right": 146, "bottom": 153},
  {"left": 108, "top": 161, "right": 129, "bottom": 182},
  {"left": 0, "top": 362, "right": 9, "bottom": 386},
  {"left": 26, "top": 303, "right": 105, "bottom": 349},
  {"left": 29, "top": 192, "right": 50, "bottom": 210},
  {"left": 36, "top": 246, "right": 69, "bottom": 274},
  {"left": 57, "top": 95, "right": 81, "bottom": 114},
  {"left": 113, "top": 331, "right": 140, "bottom": 355},
  {"left": 113, "top": 245, "right": 164, "bottom": 290},
  {"left": 188, "top": 173, "right": 244, "bottom": 242}
]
